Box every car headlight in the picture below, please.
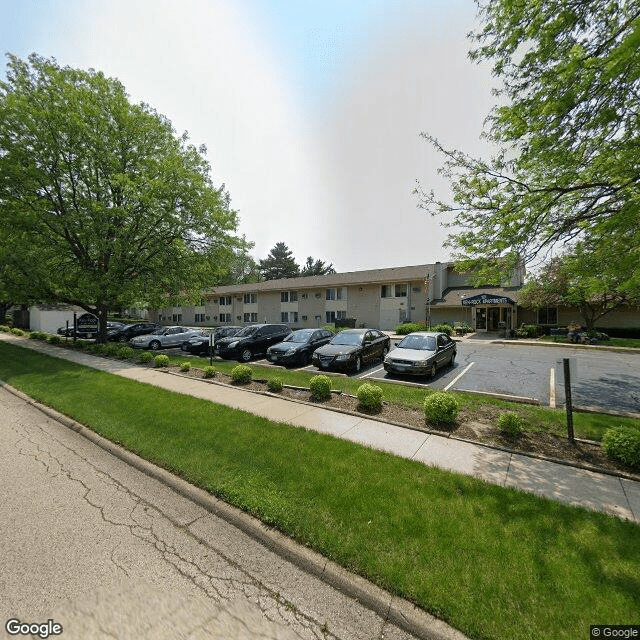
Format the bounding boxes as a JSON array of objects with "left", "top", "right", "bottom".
[
  {"left": 335, "top": 354, "right": 350, "bottom": 361},
  {"left": 227, "top": 341, "right": 239, "bottom": 348}
]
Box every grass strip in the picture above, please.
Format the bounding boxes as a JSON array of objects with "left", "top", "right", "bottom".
[
  {"left": 166, "top": 350, "right": 640, "bottom": 442},
  {"left": 1, "top": 341, "right": 639, "bottom": 640}
]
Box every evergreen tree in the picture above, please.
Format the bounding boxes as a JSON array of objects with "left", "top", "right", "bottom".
[{"left": 258, "top": 242, "right": 300, "bottom": 280}]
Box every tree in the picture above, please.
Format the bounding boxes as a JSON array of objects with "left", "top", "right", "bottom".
[
  {"left": 519, "top": 238, "right": 639, "bottom": 330},
  {"left": 258, "top": 242, "right": 300, "bottom": 280},
  {"left": 417, "top": 1, "right": 640, "bottom": 289},
  {"left": 221, "top": 237, "right": 263, "bottom": 284},
  {"left": 0, "top": 54, "right": 242, "bottom": 340},
  {"left": 300, "top": 256, "right": 336, "bottom": 277}
]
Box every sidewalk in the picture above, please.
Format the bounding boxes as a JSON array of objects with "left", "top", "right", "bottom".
[{"left": 2, "top": 334, "right": 639, "bottom": 524}]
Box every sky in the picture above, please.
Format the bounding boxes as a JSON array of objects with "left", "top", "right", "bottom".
[{"left": 0, "top": 0, "right": 496, "bottom": 273}]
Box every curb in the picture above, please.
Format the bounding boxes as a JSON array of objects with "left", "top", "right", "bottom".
[
  {"left": 492, "top": 339, "right": 640, "bottom": 355},
  {"left": 0, "top": 378, "right": 468, "bottom": 640}
]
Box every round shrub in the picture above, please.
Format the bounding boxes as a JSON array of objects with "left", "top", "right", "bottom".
[
  {"left": 180, "top": 361, "right": 191, "bottom": 372},
  {"left": 47, "top": 335, "right": 62, "bottom": 345},
  {"left": 10, "top": 328, "right": 25, "bottom": 336},
  {"left": 309, "top": 375, "right": 332, "bottom": 400},
  {"left": 154, "top": 354, "right": 170, "bottom": 367},
  {"left": 0, "top": 325, "right": 10, "bottom": 332},
  {"left": 231, "top": 364, "right": 253, "bottom": 384},
  {"left": 602, "top": 428, "right": 640, "bottom": 469},
  {"left": 203, "top": 366, "right": 216, "bottom": 378},
  {"left": 432, "top": 323, "right": 454, "bottom": 336},
  {"left": 395, "top": 322, "right": 427, "bottom": 335},
  {"left": 357, "top": 383, "right": 384, "bottom": 411},
  {"left": 118, "top": 346, "right": 136, "bottom": 360},
  {"left": 29, "top": 331, "right": 47, "bottom": 341},
  {"left": 138, "top": 350, "right": 153, "bottom": 363},
  {"left": 267, "top": 377, "right": 283, "bottom": 393},
  {"left": 423, "top": 391, "right": 459, "bottom": 426},
  {"left": 103, "top": 343, "right": 122, "bottom": 357},
  {"left": 497, "top": 412, "right": 524, "bottom": 437}
]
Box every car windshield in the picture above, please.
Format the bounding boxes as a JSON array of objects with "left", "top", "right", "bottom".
[
  {"left": 284, "top": 330, "right": 314, "bottom": 343},
  {"left": 330, "top": 332, "right": 363, "bottom": 346},
  {"left": 235, "top": 326, "right": 258, "bottom": 337},
  {"left": 398, "top": 335, "right": 436, "bottom": 351}
]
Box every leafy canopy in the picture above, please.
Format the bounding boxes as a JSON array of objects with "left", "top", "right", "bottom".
[
  {"left": 418, "top": 0, "right": 640, "bottom": 289},
  {"left": 258, "top": 242, "right": 300, "bottom": 280},
  {"left": 0, "top": 53, "right": 243, "bottom": 332}
]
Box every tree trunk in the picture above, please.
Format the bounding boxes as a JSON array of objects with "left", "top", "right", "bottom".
[{"left": 97, "top": 304, "right": 109, "bottom": 343}]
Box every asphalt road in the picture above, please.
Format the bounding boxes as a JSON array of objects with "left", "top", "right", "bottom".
[{"left": 0, "top": 385, "right": 422, "bottom": 640}]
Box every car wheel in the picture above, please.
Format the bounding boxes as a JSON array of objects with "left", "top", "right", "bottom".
[
  {"left": 149, "top": 340, "right": 161, "bottom": 351},
  {"left": 429, "top": 362, "right": 437, "bottom": 378},
  {"left": 354, "top": 356, "right": 362, "bottom": 373},
  {"left": 450, "top": 352, "right": 456, "bottom": 366},
  {"left": 181, "top": 341, "right": 190, "bottom": 351},
  {"left": 239, "top": 348, "right": 252, "bottom": 363},
  {"left": 381, "top": 346, "right": 389, "bottom": 361}
]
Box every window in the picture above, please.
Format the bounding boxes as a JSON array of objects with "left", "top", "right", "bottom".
[
  {"left": 381, "top": 285, "right": 393, "bottom": 298},
  {"left": 281, "top": 291, "right": 298, "bottom": 303},
  {"left": 243, "top": 312, "right": 258, "bottom": 323},
  {"left": 395, "top": 284, "right": 408, "bottom": 297},
  {"left": 326, "top": 288, "right": 345, "bottom": 300},
  {"left": 171, "top": 314, "right": 183, "bottom": 322},
  {"left": 537, "top": 307, "right": 558, "bottom": 324},
  {"left": 195, "top": 313, "right": 206, "bottom": 323},
  {"left": 326, "top": 289, "right": 335, "bottom": 301},
  {"left": 219, "top": 313, "right": 231, "bottom": 323},
  {"left": 325, "top": 310, "right": 346, "bottom": 323},
  {"left": 244, "top": 293, "right": 257, "bottom": 304},
  {"left": 281, "top": 311, "right": 299, "bottom": 323},
  {"left": 219, "top": 296, "right": 232, "bottom": 306}
]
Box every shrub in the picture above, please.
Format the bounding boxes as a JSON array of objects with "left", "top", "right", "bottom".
[
  {"left": 460, "top": 322, "right": 473, "bottom": 334},
  {"left": 602, "top": 428, "right": 640, "bottom": 469},
  {"left": 231, "top": 364, "right": 253, "bottom": 384},
  {"left": 10, "top": 328, "right": 25, "bottom": 336},
  {"left": 423, "top": 391, "right": 459, "bottom": 425},
  {"left": 180, "top": 361, "right": 191, "bottom": 372},
  {"left": 357, "top": 383, "right": 384, "bottom": 411},
  {"left": 103, "top": 343, "right": 122, "bottom": 357},
  {"left": 267, "top": 377, "right": 283, "bottom": 392},
  {"left": 47, "top": 335, "right": 62, "bottom": 345},
  {"left": 309, "top": 375, "right": 332, "bottom": 400},
  {"left": 395, "top": 322, "right": 427, "bottom": 335},
  {"left": 118, "top": 346, "right": 136, "bottom": 360},
  {"left": 432, "top": 323, "right": 454, "bottom": 336},
  {"left": 0, "top": 325, "right": 10, "bottom": 333},
  {"left": 154, "top": 354, "right": 170, "bottom": 367},
  {"left": 138, "top": 351, "right": 153, "bottom": 363},
  {"left": 497, "top": 412, "right": 525, "bottom": 436},
  {"left": 29, "top": 331, "right": 48, "bottom": 341},
  {"left": 203, "top": 366, "right": 216, "bottom": 378}
]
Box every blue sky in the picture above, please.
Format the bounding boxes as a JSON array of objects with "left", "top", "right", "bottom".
[{"left": 0, "top": 0, "right": 494, "bottom": 272}]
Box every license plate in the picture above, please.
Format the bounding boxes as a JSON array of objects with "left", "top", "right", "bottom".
[{"left": 271, "top": 356, "right": 278, "bottom": 362}]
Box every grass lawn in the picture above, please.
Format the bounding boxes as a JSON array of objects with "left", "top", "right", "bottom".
[{"left": 0, "top": 341, "right": 638, "bottom": 640}]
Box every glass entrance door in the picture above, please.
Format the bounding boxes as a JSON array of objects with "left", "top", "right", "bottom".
[
  {"left": 488, "top": 307, "right": 501, "bottom": 331},
  {"left": 476, "top": 307, "right": 487, "bottom": 331}
]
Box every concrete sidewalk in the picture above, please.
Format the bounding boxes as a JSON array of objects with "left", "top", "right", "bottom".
[{"left": 2, "top": 334, "right": 639, "bottom": 524}]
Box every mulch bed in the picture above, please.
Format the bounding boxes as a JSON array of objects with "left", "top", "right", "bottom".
[{"left": 158, "top": 363, "right": 639, "bottom": 479}]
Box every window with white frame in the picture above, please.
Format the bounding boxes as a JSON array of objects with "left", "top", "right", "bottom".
[
  {"left": 326, "top": 288, "right": 345, "bottom": 301},
  {"left": 281, "top": 311, "right": 299, "bottom": 323},
  {"left": 281, "top": 291, "right": 298, "bottom": 303},
  {"left": 243, "top": 312, "right": 258, "bottom": 323},
  {"left": 381, "top": 284, "right": 408, "bottom": 298},
  {"left": 243, "top": 293, "right": 257, "bottom": 304},
  {"left": 395, "top": 284, "right": 408, "bottom": 297},
  {"left": 325, "top": 310, "right": 346, "bottom": 323},
  {"left": 219, "top": 296, "right": 232, "bottom": 306},
  {"left": 381, "top": 285, "right": 393, "bottom": 298},
  {"left": 195, "top": 313, "right": 206, "bottom": 322},
  {"left": 219, "top": 313, "right": 232, "bottom": 323}
]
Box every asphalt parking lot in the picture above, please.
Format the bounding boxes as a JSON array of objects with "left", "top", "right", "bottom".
[{"left": 175, "top": 341, "right": 640, "bottom": 416}]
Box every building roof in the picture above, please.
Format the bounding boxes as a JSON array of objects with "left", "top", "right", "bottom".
[
  {"left": 207, "top": 263, "right": 451, "bottom": 296},
  {"left": 432, "top": 286, "right": 522, "bottom": 306}
]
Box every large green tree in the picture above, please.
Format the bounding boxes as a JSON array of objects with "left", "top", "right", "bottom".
[
  {"left": 258, "top": 242, "right": 300, "bottom": 280},
  {"left": 0, "top": 54, "right": 242, "bottom": 340},
  {"left": 300, "top": 256, "right": 335, "bottom": 277},
  {"left": 418, "top": 1, "right": 640, "bottom": 288}
]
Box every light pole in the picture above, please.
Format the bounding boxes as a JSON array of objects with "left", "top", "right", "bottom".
[{"left": 424, "top": 273, "right": 431, "bottom": 328}]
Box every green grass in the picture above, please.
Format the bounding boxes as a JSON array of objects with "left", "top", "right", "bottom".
[
  {"left": 165, "top": 350, "right": 640, "bottom": 442},
  {"left": 0, "top": 341, "right": 639, "bottom": 640}
]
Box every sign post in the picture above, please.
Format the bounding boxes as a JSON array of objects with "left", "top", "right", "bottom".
[
  {"left": 209, "top": 332, "right": 214, "bottom": 367},
  {"left": 562, "top": 358, "right": 575, "bottom": 442}
]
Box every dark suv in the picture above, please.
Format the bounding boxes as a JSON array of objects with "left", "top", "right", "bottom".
[
  {"left": 216, "top": 324, "right": 292, "bottom": 362},
  {"left": 107, "top": 322, "right": 161, "bottom": 342},
  {"left": 181, "top": 326, "right": 243, "bottom": 356}
]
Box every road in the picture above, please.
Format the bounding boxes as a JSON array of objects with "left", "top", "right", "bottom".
[{"left": 0, "top": 384, "right": 426, "bottom": 640}]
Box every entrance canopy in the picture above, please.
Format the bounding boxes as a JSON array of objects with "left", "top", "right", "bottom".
[{"left": 461, "top": 293, "right": 515, "bottom": 306}]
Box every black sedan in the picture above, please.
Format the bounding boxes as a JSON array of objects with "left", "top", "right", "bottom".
[
  {"left": 266, "top": 328, "right": 334, "bottom": 366},
  {"left": 107, "top": 322, "right": 161, "bottom": 342},
  {"left": 383, "top": 331, "right": 456, "bottom": 378},
  {"left": 181, "top": 326, "right": 242, "bottom": 356},
  {"left": 312, "top": 329, "right": 390, "bottom": 373}
]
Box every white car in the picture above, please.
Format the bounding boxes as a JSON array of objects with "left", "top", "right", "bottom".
[{"left": 130, "top": 326, "right": 202, "bottom": 350}]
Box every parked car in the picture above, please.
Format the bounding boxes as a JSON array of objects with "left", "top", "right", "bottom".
[
  {"left": 215, "top": 324, "right": 292, "bottom": 362},
  {"left": 383, "top": 331, "right": 456, "bottom": 378},
  {"left": 107, "top": 322, "right": 161, "bottom": 342},
  {"left": 57, "top": 318, "right": 123, "bottom": 339},
  {"left": 266, "top": 328, "right": 334, "bottom": 366},
  {"left": 312, "top": 328, "right": 390, "bottom": 373},
  {"left": 180, "top": 326, "right": 243, "bottom": 356},
  {"left": 129, "top": 326, "right": 202, "bottom": 350}
]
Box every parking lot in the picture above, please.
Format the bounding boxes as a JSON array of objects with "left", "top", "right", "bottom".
[{"left": 170, "top": 340, "right": 640, "bottom": 416}]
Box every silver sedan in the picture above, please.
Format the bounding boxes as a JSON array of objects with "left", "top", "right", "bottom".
[
  {"left": 383, "top": 331, "right": 456, "bottom": 378},
  {"left": 129, "top": 326, "right": 203, "bottom": 350}
]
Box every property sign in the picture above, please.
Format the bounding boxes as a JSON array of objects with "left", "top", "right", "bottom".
[
  {"left": 76, "top": 313, "right": 99, "bottom": 330},
  {"left": 461, "top": 294, "right": 515, "bottom": 306}
]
